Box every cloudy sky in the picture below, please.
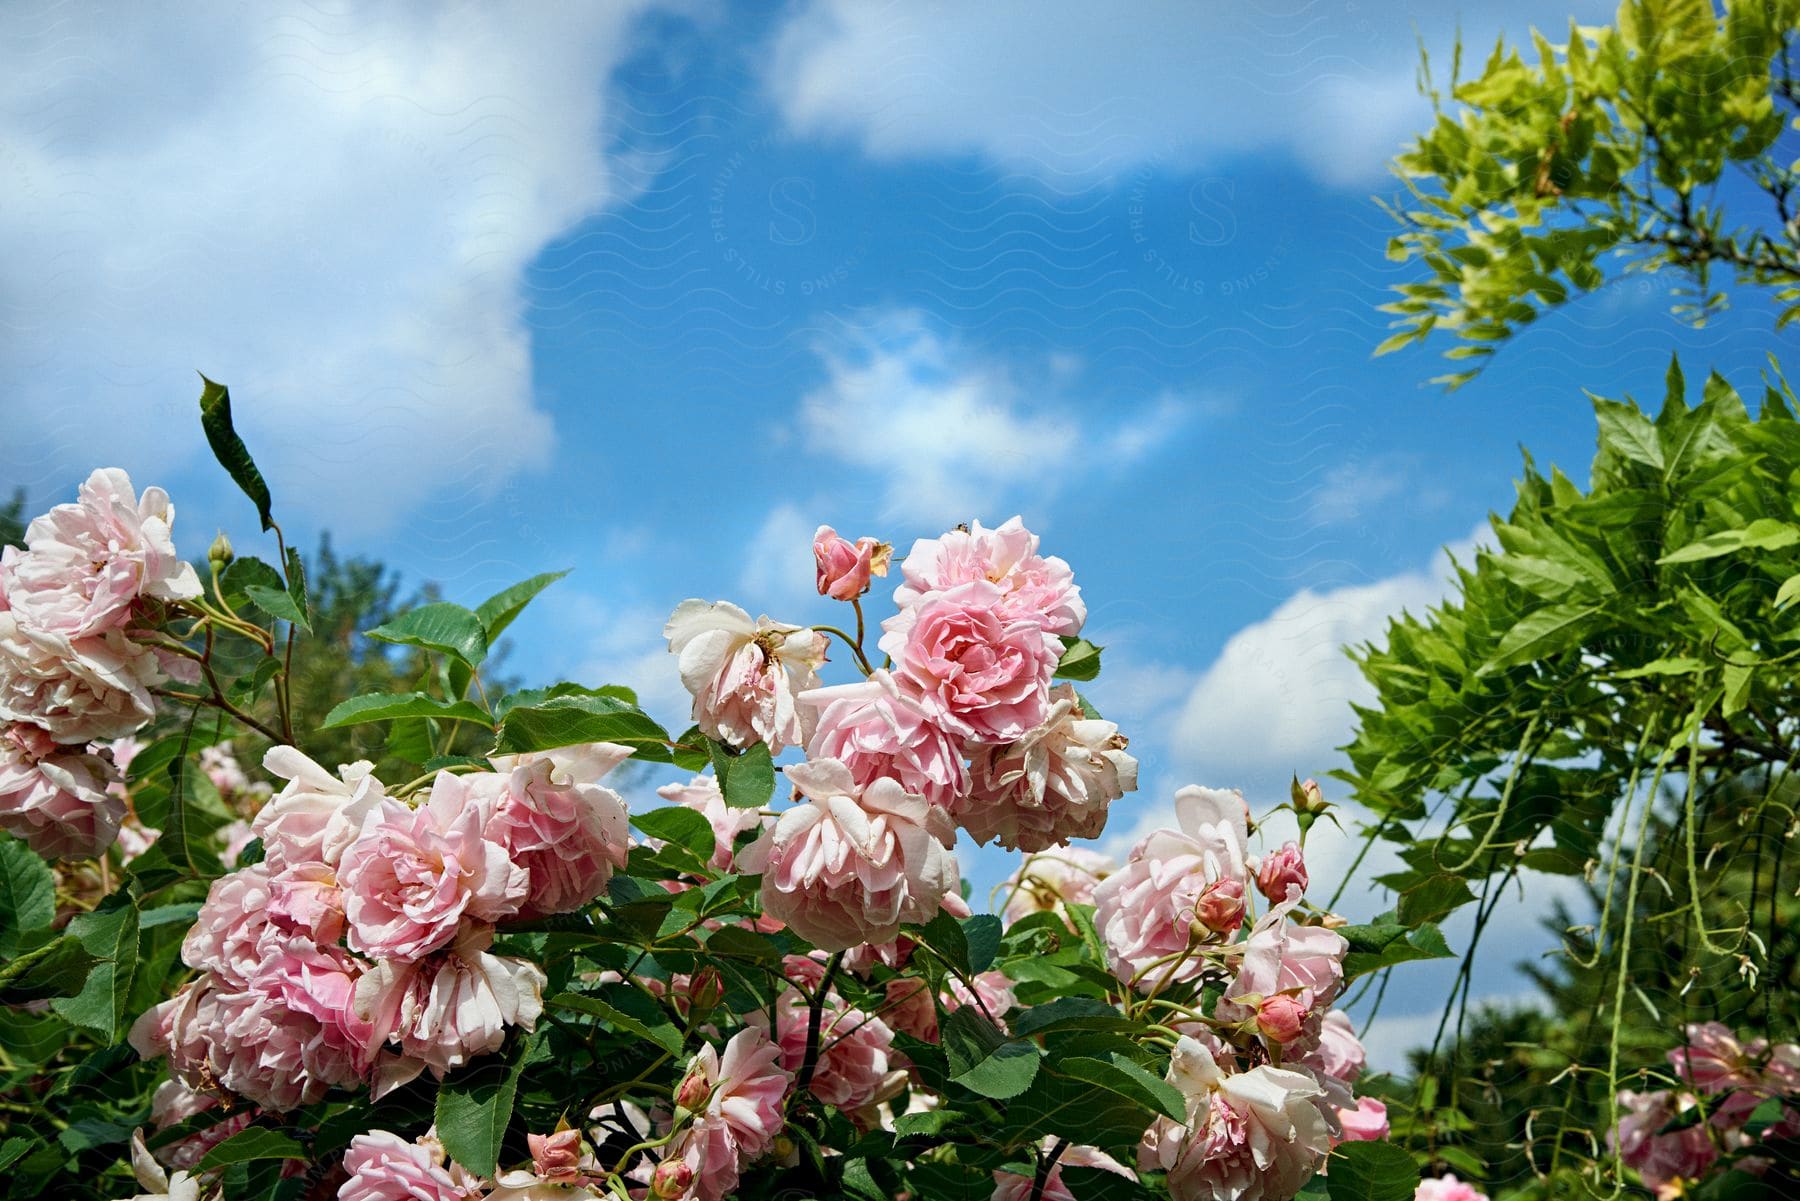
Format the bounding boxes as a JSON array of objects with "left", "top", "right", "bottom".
[{"left": 2, "top": 0, "right": 1788, "bottom": 1067}]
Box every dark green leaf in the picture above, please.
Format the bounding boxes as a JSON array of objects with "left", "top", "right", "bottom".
[
  {"left": 548, "top": 989, "right": 684, "bottom": 1055},
  {"left": 496, "top": 695, "right": 673, "bottom": 760},
  {"left": 942, "top": 1008, "right": 1041, "bottom": 1099},
  {"left": 50, "top": 900, "right": 139, "bottom": 1036},
  {"left": 631, "top": 806, "right": 717, "bottom": 865},
  {"left": 962, "top": 914, "right": 1002, "bottom": 974},
  {"left": 1054, "top": 636, "right": 1103, "bottom": 681},
  {"left": 367, "top": 602, "right": 489, "bottom": 667},
  {"left": 1327, "top": 1140, "right": 1419, "bottom": 1201},
  {"left": 476, "top": 571, "right": 569, "bottom": 641},
  {"left": 197, "top": 375, "right": 274, "bottom": 530},
  {"left": 1055, "top": 1053, "right": 1185, "bottom": 1122},
  {"left": 435, "top": 1037, "right": 531, "bottom": 1178},
  {"left": 243, "top": 584, "right": 311, "bottom": 633},
  {"left": 199, "top": 1126, "right": 308, "bottom": 1170},
  {"left": 0, "top": 836, "right": 54, "bottom": 958},
  {"left": 710, "top": 738, "right": 775, "bottom": 809},
  {"left": 1395, "top": 874, "right": 1477, "bottom": 925},
  {"left": 1010, "top": 997, "right": 1132, "bottom": 1039},
  {"left": 321, "top": 692, "right": 494, "bottom": 729},
  {"left": 0, "top": 936, "right": 98, "bottom": 1001}
]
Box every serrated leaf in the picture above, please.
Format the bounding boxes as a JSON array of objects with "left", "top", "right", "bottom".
[
  {"left": 1659, "top": 518, "right": 1800, "bottom": 564},
  {"left": 1327, "top": 1140, "right": 1418, "bottom": 1201},
  {"left": 942, "top": 1008, "right": 1041, "bottom": 1099},
  {"left": 548, "top": 989, "right": 683, "bottom": 1055},
  {"left": 631, "top": 806, "right": 716, "bottom": 865},
  {"left": 1478, "top": 603, "right": 1599, "bottom": 673},
  {"left": 476, "top": 571, "right": 569, "bottom": 641},
  {"left": 1340, "top": 921, "right": 1455, "bottom": 980},
  {"left": 1010, "top": 996, "right": 1132, "bottom": 1038},
  {"left": 198, "top": 375, "right": 274, "bottom": 530},
  {"left": 199, "top": 1126, "right": 307, "bottom": 1170},
  {"left": 50, "top": 901, "right": 138, "bottom": 1037},
  {"left": 0, "top": 836, "right": 54, "bottom": 958},
  {"left": 710, "top": 738, "right": 775, "bottom": 809},
  {"left": 1594, "top": 398, "right": 1665, "bottom": 471},
  {"left": 367, "top": 602, "right": 489, "bottom": 667},
  {"left": 496, "top": 695, "right": 673, "bottom": 760},
  {"left": 1056, "top": 1053, "right": 1186, "bottom": 1122},
  {"left": 1396, "top": 874, "right": 1477, "bottom": 925},
  {"left": 321, "top": 692, "right": 494, "bottom": 729},
  {"left": 435, "top": 1037, "right": 531, "bottom": 1178},
  {"left": 1054, "top": 636, "right": 1103, "bottom": 681},
  {"left": 243, "top": 584, "right": 311, "bottom": 633}
]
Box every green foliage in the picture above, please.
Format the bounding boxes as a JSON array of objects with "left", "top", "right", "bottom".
[{"left": 1380, "top": 0, "right": 1800, "bottom": 385}]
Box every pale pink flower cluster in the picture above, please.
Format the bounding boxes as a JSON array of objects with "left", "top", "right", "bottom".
[
  {"left": 1611, "top": 1021, "right": 1800, "bottom": 1195},
  {"left": 664, "top": 599, "right": 828, "bottom": 753},
  {"left": 134, "top": 742, "right": 633, "bottom": 1109},
  {"left": 656, "top": 1027, "right": 793, "bottom": 1201},
  {"left": 0, "top": 470, "right": 200, "bottom": 857},
  {"left": 339, "top": 1129, "right": 488, "bottom": 1201},
  {"left": 750, "top": 986, "right": 897, "bottom": 1112},
  {"left": 1000, "top": 846, "right": 1115, "bottom": 927}
]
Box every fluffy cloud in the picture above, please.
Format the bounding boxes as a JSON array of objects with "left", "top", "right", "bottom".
[
  {"left": 0, "top": 1, "right": 661, "bottom": 532},
  {"left": 762, "top": 0, "right": 1612, "bottom": 186},
  {"left": 797, "top": 310, "right": 1186, "bottom": 526}
]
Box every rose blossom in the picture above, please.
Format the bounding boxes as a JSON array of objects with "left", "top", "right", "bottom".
[
  {"left": 339, "top": 1131, "right": 466, "bottom": 1201},
  {"left": 1139, "top": 1036, "right": 1332, "bottom": 1201},
  {"left": 254, "top": 746, "right": 389, "bottom": 870},
  {"left": 340, "top": 772, "right": 528, "bottom": 961},
  {"left": 959, "top": 684, "right": 1137, "bottom": 851},
  {"left": 1094, "top": 786, "right": 1251, "bottom": 991},
  {"left": 674, "top": 1026, "right": 792, "bottom": 1160},
  {"left": 0, "top": 615, "right": 160, "bottom": 743},
  {"left": 658, "top": 775, "right": 769, "bottom": 872},
  {"left": 813, "top": 526, "right": 891, "bottom": 600},
  {"left": 485, "top": 741, "right": 633, "bottom": 916},
  {"left": 355, "top": 924, "right": 547, "bottom": 1094},
  {"left": 1217, "top": 897, "right": 1347, "bottom": 1056},
  {"left": 1254, "top": 842, "right": 1308, "bottom": 902},
  {"left": 147, "top": 1080, "right": 252, "bottom": 1172},
  {"left": 0, "top": 721, "right": 123, "bottom": 859},
  {"left": 878, "top": 580, "right": 1060, "bottom": 741},
  {"left": 1001, "top": 846, "right": 1115, "bottom": 927},
  {"left": 182, "top": 863, "right": 278, "bottom": 984},
  {"left": 0, "top": 469, "right": 199, "bottom": 639},
  {"left": 737, "top": 758, "right": 958, "bottom": 951},
  {"left": 801, "top": 669, "right": 969, "bottom": 809},
  {"left": 664, "top": 599, "right": 827, "bottom": 752},
  {"left": 892, "top": 516, "right": 1085, "bottom": 636},
  {"left": 1337, "top": 1096, "right": 1390, "bottom": 1143},
  {"left": 1611, "top": 1089, "right": 1718, "bottom": 1196},
  {"left": 943, "top": 969, "right": 1017, "bottom": 1028},
  {"left": 1306, "top": 1010, "right": 1367, "bottom": 1085},
  {"left": 268, "top": 861, "right": 348, "bottom": 944},
  {"left": 1414, "top": 1175, "right": 1489, "bottom": 1201},
  {"left": 751, "top": 987, "right": 895, "bottom": 1110},
  {"left": 992, "top": 1142, "right": 1136, "bottom": 1201}
]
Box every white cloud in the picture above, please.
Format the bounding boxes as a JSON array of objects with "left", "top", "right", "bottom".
[
  {"left": 0, "top": 1, "right": 662, "bottom": 532},
  {"left": 798, "top": 309, "right": 1190, "bottom": 526},
  {"left": 762, "top": 0, "right": 1612, "bottom": 187}
]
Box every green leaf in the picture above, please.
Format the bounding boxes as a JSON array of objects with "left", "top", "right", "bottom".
[
  {"left": 50, "top": 900, "right": 139, "bottom": 1036},
  {"left": 942, "top": 1008, "right": 1042, "bottom": 1099},
  {"left": 1658, "top": 518, "right": 1800, "bottom": 564},
  {"left": 1340, "top": 920, "right": 1455, "bottom": 980},
  {"left": 1054, "top": 636, "right": 1103, "bottom": 681},
  {"left": 435, "top": 1037, "right": 531, "bottom": 1178},
  {"left": 197, "top": 375, "right": 274, "bottom": 530},
  {"left": 0, "top": 1139, "right": 32, "bottom": 1172},
  {"left": 243, "top": 583, "right": 311, "bottom": 633},
  {"left": 962, "top": 914, "right": 1002, "bottom": 974},
  {"left": 710, "top": 738, "right": 776, "bottom": 809},
  {"left": 0, "top": 936, "right": 98, "bottom": 1001},
  {"left": 1477, "top": 602, "right": 1599, "bottom": 673},
  {"left": 321, "top": 692, "right": 494, "bottom": 729},
  {"left": 0, "top": 836, "right": 54, "bottom": 958},
  {"left": 476, "top": 571, "right": 569, "bottom": 641},
  {"left": 496, "top": 694, "right": 674, "bottom": 760},
  {"left": 1396, "top": 874, "right": 1477, "bottom": 925},
  {"left": 1776, "top": 572, "right": 1800, "bottom": 608},
  {"left": 548, "top": 989, "right": 684, "bottom": 1055},
  {"left": 367, "top": 602, "right": 489, "bottom": 667},
  {"left": 284, "top": 544, "right": 310, "bottom": 630},
  {"left": 920, "top": 910, "right": 973, "bottom": 976},
  {"left": 217, "top": 556, "right": 284, "bottom": 608},
  {"left": 1594, "top": 398, "right": 1665, "bottom": 471},
  {"left": 1010, "top": 996, "right": 1132, "bottom": 1038},
  {"left": 1326, "top": 1140, "right": 1419, "bottom": 1201},
  {"left": 1056, "top": 1053, "right": 1186, "bottom": 1122},
  {"left": 631, "top": 806, "right": 717, "bottom": 865},
  {"left": 199, "top": 1126, "right": 308, "bottom": 1170}
]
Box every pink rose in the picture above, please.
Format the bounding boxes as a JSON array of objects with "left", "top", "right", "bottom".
[
  {"left": 340, "top": 772, "right": 528, "bottom": 961},
  {"left": 1337, "top": 1096, "right": 1390, "bottom": 1143},
  {"left": 0, "top": 722, "right": 123, "bottom": 859},
  {"left": 1255, "top": 992, "right": 1313, "bottom": 1046},
  {"left": 883, "top": 976, "right": 939, "bottom": 1043},
  {"left": 1611, "top": 1089, "right": 1719, "bottom": 1195},
  {"left": 751, "top": 987, "right": 895, "bottom": 1111},
  {"left": 801, "top": 669, "right": 969, "bottom": 810},
  {"left": 1414, "top": 1175, "right": 1489, "bottom": 1201},
  {"left": 1000, "top": 846, "right": 1115, "bottom": 928},
  {"left": 339, "top": 1131, "right": 466, "bottom": 1201},
  {"left": 1305, "top": 1011, "right": 1367, "bottom": 1085},
  {"left": 959, "top": 685, "right": 1137, "bottom": 851},
  {"left": 0, "top": 616, "right": 160, "bottom": 744},
  {"left": 485, "top": 742, "right": 633, "bottom": 916},
  {"left": 879, "top": 580, "right": 1060, "bottom": 741},
  {"left": 893, "top": 517, "right": 1085, "bottom": 636},
  {"left": 737, "top": 759, "right": 959, "bottom": 951},
  {"left": 0, "top": 469, "right": 199, "bottom": 639},
  {"left": 657, "top": 775, "right": 770, "bottom": 873},
  {"left": 1140, "top": 1036, "right": 1332, "bottom": 1201},
  {"left": 527, "top": 1129, "right": 587, "bottom": 1184},
  {"left": 993, "top": 1142, "right": 1136, "bottom": 1201},
  {"left": 182, "top": 864, "right": 278, "bottom": 985},
  {"left": 1093, "top": 786, "right": 1251, "bottom": 991},
  {"left": 354, "top": 924, "right": 546, "bottom": 1093},
  {"left": 814, "top": 526, "right": 891, "bottom": 600},
  {"left": 267, "top": 861, "right": 348, "bottom": 944},
  {"left": 1218, "top": 897, "right": 1347, "bottom": 1055},
  {"left": 254, "top": 746, "right": 389, "bottom": 871},
  {"left": 1255, "top": 842, "right": 1309, "bottom": 902},
  {"left": 674, "top": 1026, "right": 792, "bottom": 1160},
  {"left": 664, "top": 599, "right": 827, "bottom": 753}
]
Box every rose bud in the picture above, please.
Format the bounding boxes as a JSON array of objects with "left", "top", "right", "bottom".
[
  {"left": 673, "top": 1065, "right": 711, "bottom": 1113},
  {"left": 528, "top": 1129, "right": 584, "bottom": 1184},
  {"left": 813, "top": 525, "right": 892, "bottom": 601},
  {"left": 1255, "top": 841, "right": 1308, "bottom": 902},
  {"left": 651, "top": 1159, "right": 694, "bottom": 1199},
  {"left": 684, "top": 966, "right": 724, "bottom": 1012},
  {"left": 1255, "top": 991, "right": 1312, "bottom": 1045},
  {"left": 1190, "top": 877, "right": 1246, "bottom": 937}
]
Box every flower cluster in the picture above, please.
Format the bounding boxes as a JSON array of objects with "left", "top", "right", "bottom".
[
  {"left": 131, "top": 741, "right": 632, "bottom": 1109},
  {"left": 1612, "top": 1021, "right": 1800, "bottom": 1197},
  {"left": 0, "top": 470, "right": 200, "bottom": 858}
]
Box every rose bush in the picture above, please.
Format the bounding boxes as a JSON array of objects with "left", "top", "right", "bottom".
[{"left": 0, "top": 382, "right": 1443, "bottom": 1201}]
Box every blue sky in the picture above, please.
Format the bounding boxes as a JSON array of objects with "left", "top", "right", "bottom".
[{"left": 2, "top": 0, "right": 1790, "bottom": 1066}]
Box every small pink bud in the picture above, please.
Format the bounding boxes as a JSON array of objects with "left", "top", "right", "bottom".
[
  {"left": 813, "top": 525, "right": 891, "bottom": 600},
  {"left": 673, "top": 1066, "right": 710, "bottom": 1113},
  {"left": 528, "top": 1129, "right": 583, "bottom": 1183},
  {"left": 651, "top": 1158, "right": 694, "bottom": 1199},
  {"left": 1255, "top": 841, "right": 1308, "bottom": 902},
  {"left": 684, "top": 966, "right": 724, "bottom": 1011},
  {"left": 1256, "top": 991, "right": 1311, "bottom": 1044},
  {"left": 1192, "top": 877, "right": 1246, "bottom": 936}
]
